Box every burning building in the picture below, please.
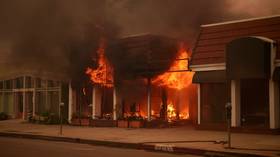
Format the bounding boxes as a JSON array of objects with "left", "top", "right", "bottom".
[
  {"left": 67, "top": 34, "right": 197, "bottom": 127},
  {"left": 191, "top": 15, "right": 280, "bottom": 132}
]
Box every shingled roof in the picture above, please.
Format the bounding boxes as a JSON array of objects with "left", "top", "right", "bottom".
[{"left": 191, "top": 15, "right": 280, "bottom": 66}]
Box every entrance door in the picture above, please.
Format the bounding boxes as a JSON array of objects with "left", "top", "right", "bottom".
[
  {"left": 240, "top": 79, "right": 269, "bottom": 127},
  {"left": 15, "top": 92, "right": 23, "bottom": 119}
]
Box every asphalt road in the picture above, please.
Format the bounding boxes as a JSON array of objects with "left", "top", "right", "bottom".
[{"left": 0, "top": 137, "right": 200, "bottom": 157}]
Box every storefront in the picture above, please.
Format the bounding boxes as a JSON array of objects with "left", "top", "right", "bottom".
[{"left": 191, "top": 15, "right": 280, "bottom": 130}]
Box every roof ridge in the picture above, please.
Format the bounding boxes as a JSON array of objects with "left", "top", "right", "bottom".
[{"left": 201, "top": 15, "right": 280, "bottom": 27}]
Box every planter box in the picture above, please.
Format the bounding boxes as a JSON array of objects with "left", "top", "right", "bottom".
[
  {"left": 129, "top": 121, "right": 144, "bottom": 128},
  {"left": 117, "top": 120, "right": 129, "bottom": 128},
  {"left": 71, "top": 118, "right": 90, "bottom": 126},
  {"left": 91, "top": 119, "right": 117, "bottom": 127}
]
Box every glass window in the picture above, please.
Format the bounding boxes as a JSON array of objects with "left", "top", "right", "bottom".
[
  {"left": 15, "top": 77, "right": 24, "bottom": 89},
  {"left": 25, "top": 76, "right": 32, "bottom": 88},
  {"left": 53, "top": 81, "right": 60, "bottom": 87},
  {"left": 0, "top": 81, "right": 3, "bottom": 89},
  {"left": 36, "top": 78, "right": 41, "bottom": 88},
  {"left": 41, "top": 80, "right": 47, "bottom": 88},
  {"left": 47, "top": 80, "right": 54, "bottom": 87},
  {"left": 5, "top": 80, "right": 13, "bottom": 89}
]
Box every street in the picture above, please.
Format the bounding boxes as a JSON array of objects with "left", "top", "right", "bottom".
[{"left": 0, "top": 137, "right": 200, "bottom": 157}]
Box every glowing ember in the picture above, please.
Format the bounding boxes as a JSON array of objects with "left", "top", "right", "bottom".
[
  {"left": 152, "top": 43, "right": 194, "bottom": 90},
  {"left": 86, "top": 40, "right": 113, "bottom": 87},
  {"left": 179, "top": 113, "right": 189, "bottom": 120}
]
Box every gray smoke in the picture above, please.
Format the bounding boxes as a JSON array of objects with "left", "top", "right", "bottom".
[
  {"left": 0, "top": 0, "right": 119, "bottom": 85},
  {"left": 108, "top": 0, "right": 280, "bottom": 43},
  {"left": 0, "top": 0, "right": 279, "bottom": 82}
]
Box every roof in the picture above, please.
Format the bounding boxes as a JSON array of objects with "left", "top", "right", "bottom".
[
  {"left": 107, "top": 34, "right": 178, "bottom": 79},
  {"left": 191, "top": 15, "right": 280, "bottom": 66}
]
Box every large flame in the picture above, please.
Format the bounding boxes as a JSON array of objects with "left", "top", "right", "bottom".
[
  {"left": 152, "top": 44, "right": 194, "bottom": 90},
  {"left": 167, "top": 103, "right": 177, "bottom": 122},
  {"left": 86, "top": 40, "right": 113, "bottom": 87},
  {"left": 167, "top": 102, "right": 189, "bottom": 122}
]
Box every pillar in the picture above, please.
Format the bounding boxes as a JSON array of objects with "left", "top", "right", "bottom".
[
  {"left": 68, "top": 82, "right": 73, "bottom": 123},
  {"left": 269, "top": 79, "right": 280, "bottom": 129},
  {"left": 197, "top": 84, "right": 201, "bottom": 124},
  {"left": 231, "top": 80, "right": 241, "bottom": 127},
  {"left": 58, "top": 82, "right": 62, "bottom": 117},
  {"left": 113, "top": 87, "right": 117, "bottom": 120},
  {"left": 22, "top": 76, "right": 26, "bottom": 120},
  {"left": 32, "top": 78, "right": 36, "bottom": 117},
  {"left": 147, "top": 78, "right": 152, "bottom": 121},
  {"left": 92, "top": 86, "right": 101, "bottom": 119}
]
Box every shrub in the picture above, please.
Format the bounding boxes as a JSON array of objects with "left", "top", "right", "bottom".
[
  {"left": 0, "top": 112, "right": 8, "bottom": 120},
  {"left": 127, "top": 115, "right": 144, "bottom": 121}
]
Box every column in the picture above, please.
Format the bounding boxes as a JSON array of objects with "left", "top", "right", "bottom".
[
  {"left": 147, "top": 78, "right": 152, "bottom": 121},
  {"left": 45, "top": 80, "right": 48, "bottom": 112},
  {"left": 231, "top": 80, "right": 241, "bottom": 127},
  {"left": 32, "top": 78, "right": 36, "bottom": 117},
  {"left": 269, "top": 79, "right": 280, "bottom": 129},
  {"left": 92, "top": 86, "right": 101, "bottom": 119},
  {"left": 58, "top": 82, "right": 62, "bottom": 117},
  {"left": 197, "top": 84, "right": 201, "bottom": 124},
  {"left": 68, "top": 82, "right": 73, "bottom": 123},
  {"left": 22, "top": 76, "right": 26, "bottom": 120},
  {"left": 113, "top": 87, "right": 117, "bottom": 120}
]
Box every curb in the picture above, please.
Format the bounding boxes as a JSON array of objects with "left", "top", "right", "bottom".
[
  {"left": 141, "top": 144, "right": 267, "bottom": 157},
  {"left": 0, "top": 132, "right": 268, "bottom": 157}
]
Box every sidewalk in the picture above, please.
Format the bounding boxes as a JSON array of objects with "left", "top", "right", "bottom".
[{"left": 0, "top": 120, "right": 279, "bottom": 157}]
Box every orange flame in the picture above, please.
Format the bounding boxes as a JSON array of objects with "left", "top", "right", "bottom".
[
  {"left": 86, "top": 40, "right": 113, "bottom": 87},
  {"left": 167, "top": 103, "right": 177, "bottom": 122},
  {"left": 152, "top": 44, "right": 194, "bottom": 90}
]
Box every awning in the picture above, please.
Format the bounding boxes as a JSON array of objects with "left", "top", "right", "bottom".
[
  {"left": 192, "top": 70, "right": 226, "bottom": 83},
  {"left": 226, "top": 37, "right": 271, "bottom": 79}
]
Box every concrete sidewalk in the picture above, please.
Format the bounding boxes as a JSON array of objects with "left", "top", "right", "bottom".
[{"left": 0, "top": 120, "right": 279, "bottom": 157}]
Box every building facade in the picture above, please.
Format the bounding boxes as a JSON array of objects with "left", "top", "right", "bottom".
[
  {"left": 191, "top": 15, "right": 280, "bottom": 130},
  {"left": 0, "top": 72, "right": 69, "bottom": 120}
]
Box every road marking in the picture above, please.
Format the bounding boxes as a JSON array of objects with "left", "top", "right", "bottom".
[{"left": 154, "top": 144, "right": 174, "bottom": 152}]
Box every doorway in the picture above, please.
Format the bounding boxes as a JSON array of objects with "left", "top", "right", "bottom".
[{"left": 240, "top": 79, "right": 269, "bottom": 128}]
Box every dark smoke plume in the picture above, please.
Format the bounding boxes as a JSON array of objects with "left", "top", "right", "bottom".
[
  {"left": 0, "top": 0, "right": 119, "bottom": 86},
  {"left": 108, "top": 0, "right": 280, "bottom": 43},
  {"left": 0, "top": 0, "right": 279, "bottom": 83}
]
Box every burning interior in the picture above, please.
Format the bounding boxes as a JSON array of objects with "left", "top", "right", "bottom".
[{"left": 69, "top": 34, "right": 197, "bottom": 126}]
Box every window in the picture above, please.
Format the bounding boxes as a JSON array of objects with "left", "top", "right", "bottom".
[
  {"left": 15, "top": 77, "right": 24, "bottom": 89},
  {"left": 36, "top": 78, "right": 41, "bottom": 88},
  {"left": 5, "top": 80, "right": 13, "bottom": 89},
  {"left": 0, "top": 81, "right": 3, "bottom": 89},
  {"left": 25, "top": 76, "right": 32, "bottom": 88}
]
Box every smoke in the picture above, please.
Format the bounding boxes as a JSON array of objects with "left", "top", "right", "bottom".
[
  {"left": 0, "top": 0, "right": 119, "bottom": 85},
  {"left": 0, "top": 0, "right": 279, "bottom": 82},
  {"left": 227, "top": 0, "right": 280, "bottom": 17},
  {"left": 108, "top": 0, "right": 280, "bottom": 42}
]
